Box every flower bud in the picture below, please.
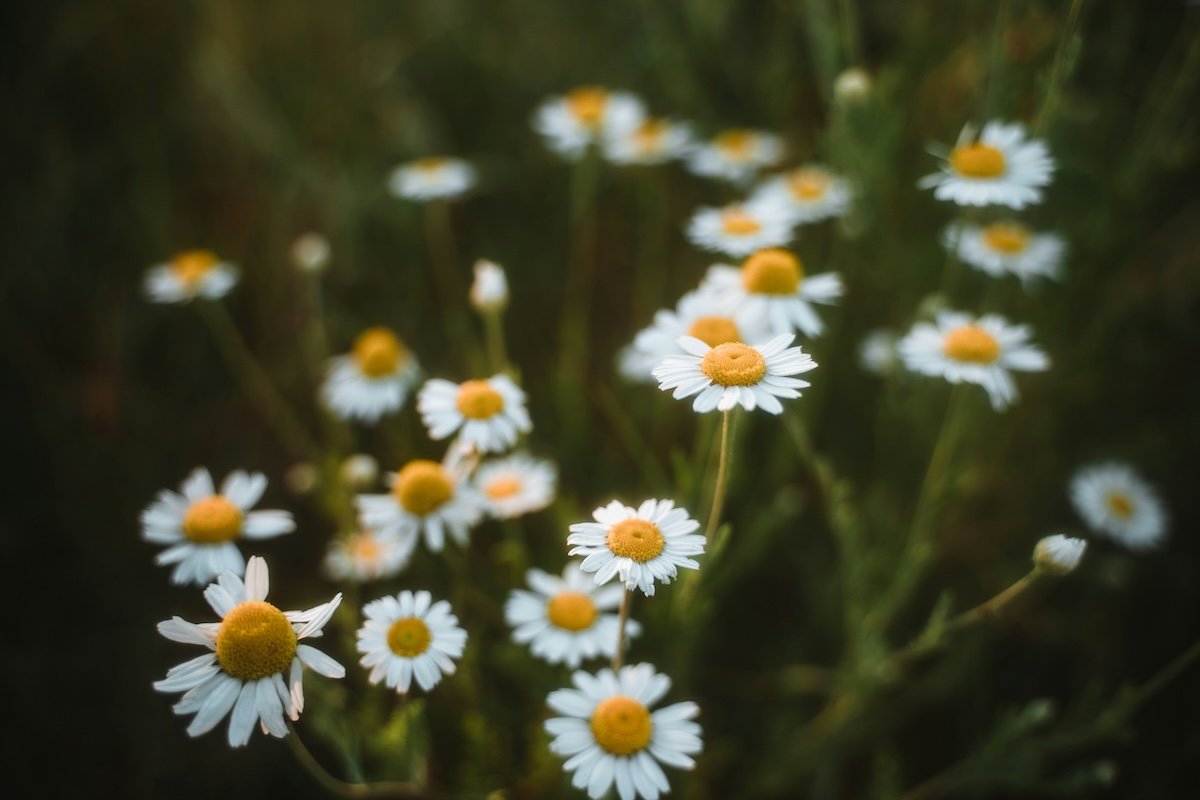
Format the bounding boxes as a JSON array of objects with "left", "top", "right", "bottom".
[
  {"left": 834, "top": 68, "right": 872, "bottom": 104},
  {"left": 291, "top": 232, "right": 331, "bottom": 274},
  {"left": 1033, "top": 534, "right": 1086, "bottom": 575},
  {"left": 470, "top": 259, "right": 509, "bottom": 313},
  {"left": 340, "top": 453, "right": 379, "bottom": 489}
]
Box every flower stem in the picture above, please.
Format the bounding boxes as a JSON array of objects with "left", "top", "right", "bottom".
[
  {"left": 704, "top": 409, "right": 733, "bottom": 545},
  {"left": 482, "top": 309, "right": 509, "bottom": 375},
  {"left": 1034, "top": 0, "right": 1086, "bottom": 134},
  {"left": 285, "top": 725, "right": 428, "bottom": 799},
  {"left": 612, "top": 589, "right": 632, "bottom": 670},
  {"left": 424, "top": 200, "right": 471, "bottom": 362}
]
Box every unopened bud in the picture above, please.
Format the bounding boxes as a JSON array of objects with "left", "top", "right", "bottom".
[
  {"left": 291, "top": 232, "right": 331, "bottom": 273},
  {"left": 834, "top": 68, "right": 872, "bottom": 104},
  {"left": 1033, "top": 534, "right": 1086, "bottom": 575},
  {"left": 470, "top": 259, "right": 509, "bottom": 313},
  {"left": 340, "top": 453, "right": 379, "bottom": 489}
]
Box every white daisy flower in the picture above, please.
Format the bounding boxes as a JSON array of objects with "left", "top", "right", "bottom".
[
  {"left": 897, "top": 311, "right": 1049, "bottom": 411},
  {"left": 143, "top": 249, "right": 239, "bottom": 304},
  {"left": 321, "top": 327, "right": 421, "bottom": 424},
  {"left": 324, "top": 529, "right": 411, "bottom": 583},
  {"left": 603, "top": 117, "right": 695, "bottom": 165},
  {"left": 387, "top": 157, "right": 476, "bottom": 201},
  {"left": 356, "top": 590, "right": 467, "bottom": 694},
  {"left": 141, "top": 468, "right": 295, "bottom": 586},
  {"left": 700, "top": 248, "right": 843, "bottom": 338},
  {"left": 153, "top": 557, "right": 344, "bottom": 747},
  {"left": 356, "top": 459, "right": 486, "bottom": 556},
  {"left": 506, "top": 564, "right": 641, "bottom": 668},
  {"left": 858, "top": 329, "right": 900, "bottom": 375},
  {"left": 1069, "top": 463, "right": 1167, "bottom": 550},
  {"left": 1033, "top": 534, "right": 1087, "bottom": 575},
  {"left": 751, "top": 165, "right": 853, "bottom": 224},
  {"left": 417, "top": 374, "right": 532, "bottom": 454},
  {"left": 469, "top": 258, "right": 509, "bottom": 313},
  {"left": 919, "top": 121, "right": 1055, "bottom": 209},
  {"left": 567, "top": 499, "right": 704, "bottom": 597},
  {"left": 685, "top": 199, "right": 795, "bottom": 258},
  {"left": 652, "top": 333, "right": 816, "bottom": 415},
  {"left": 545, "top": 662, "right": 702, "bottom": 800},
  {"left": 475, "top": 453, "right": 557, "bottom": 519},
  {"left": 534, "top": 86, "right": 645, "bottom": 160},
  {"left": 945, "top": 221, "right": 1066, "bottom": 285},
  {"left": 686, "top": 128, "right": 784, "bottom": 183}
]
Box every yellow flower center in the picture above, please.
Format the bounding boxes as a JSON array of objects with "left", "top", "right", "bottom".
[
  {"left": 701, "top": 342, "right": 768, "bottom": 387},
  {"left": 350, "top": 533, "right": 382, "bottom": 563},
  {"left": 182, "top": 496, "right": 243, "bottom": 544},
  {"left": 413, "top": 156, "right": 448, "bottom": 172},
  {"left": 687, "top": 316, "right": 741, "bottom": 348},
  {"left": 566, "top": 86, "right": 610, "bottom": 128},
  {"left": 352, "top": 327, "right": 404, "bottom": 378},
  {"left": 720, "top": 209, "right": 762, "bottom": 236},
  {"left": 590, "top": 695, "right": 653, "bottom": 756},
  {"left": 1106, "top": 492, "right": 1134, "bottom": 519},
  {"left": 981, "top": 223, "right": 1031, "bottom": 254},
  {"left": 633, "top": 119, "right": 667, "bottom": 153},
  {"left": 741, "top": 248, "right": 803, "bottom": 295},
  {"left": 387, "top": 616, "right": 432, "bottom": 657},
  {"left": 941, "top": 325, "right": 1001, "bottom": 364},
  {"left": 949, "top": 143, "right": 1006, "bottom": 179},
  {"left": 715, "top": 129, "right": 754, "bottom": 161},
  {"left": 215, "top": 601, "right": 298, "bottom": 681},
  {"left": 546, "top": 591, "right": 598, "bottom": 632},
  {"left": 789, "top": 168, "right": 830, "bottom": 200},
  {"left": 607, "top": 518, "right": 665, "bottom": 562},
  {"left": 485, "top": 476, "right": 522, "bottom": 500},
  {"left": 170, "top": 250, "right": 219, "bottom": 286},
  {"left": 456, "top": 380, "right": 505, "bottom": 419},
  {"left": 392, "top": 460, "right": 455, "bottom": 516}
]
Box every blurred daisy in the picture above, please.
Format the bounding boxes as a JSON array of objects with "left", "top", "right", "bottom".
[
  {"left": 340, "top": 453, "right": 380, "bottom": 490},
  {"left": 469, "top": 259, "right": 509, "bottom": 313},
  {"left": 653, "top": 334, "right": 816, "bottom": 415},
  {"left": 604, "top": 117, "right": 694, "bottom": 165},
  {"left": 568, "top": 499, "right": 703, "bottom": 596},
  {"left": 1070, "top": 463, "right": 1167, "bottom": 550},
  {"left": 752, "top": 165, "right": 852, "bottom": 224},
  {"left": 153, "top": 557, "right": 343, "bottom": 747},
  {"left": 545, "top": 662, "right": 702, "bottom": 800},
  {"left": 417, "top": 374, "right": 531, "bottom": 453},
  {"left": 356, "top": 459, "right": 486, "bottom": 555},
  {"left": 144, "top": 249, "right": 239, "bottom": 304},
  {"left": 290, "top": 232, "right": 330, "bottom": 274},
  {"left": 324, "top": 530, "right": 411, "bottom": 583},
  {"left": 142, "top": 468, "right": 295, "bottom": 586},
  {"left": 945, "top": 221, "right": 1066, "bottom": 285},
  {"left": 919, "top": 121, "right": 1054, "bottom": 209},
  {"left": 858, "top": 329, "right": 900, "bottom": 375},
  {"left": 685, "top": 200, "right": 794, "bottom": 257},
  {"left": 475, "top": 453, "right": 557, "bottom": 519},
  {"left": 387, "top": 157, "right": 476, "bottom": 201},
  {"left": 1033, "top": 534, "right": 1087, "bottom": 575},
  {"left": 321, "top": 327, "right": 420, "bottom": 424},
  {"left": 534, "top": 86, "right": 645, "bottom": 160},
  {"left": 506, "top": 564, "right": 640, "bottom": 668},
  {"left": 701, "top": 248, "right": 843, "bottom": 338},
  {"left": 357, "top": 590, "right": 466, "bottom": 694},
  {"left": 897, "top": 311, "right": 1049, "bottom": 411},
  {"left": 687, "top": 128, "right": 784, "bottom": 183}
]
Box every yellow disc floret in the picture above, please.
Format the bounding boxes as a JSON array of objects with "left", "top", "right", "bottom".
[
  {"left": 413, "top": 156, "right": 448, "bottom": 172},
  {"left": 632, "top": 119, "right": 667, "bottom": 154},
  {"left": 216, "top": 601, "right": 298, "bottom": 681},
  {"left": 701, "top": 342, "right": 767, "bottom": 387},
  {"left": 182, "top": 496, "right": 244, "bottom": 544},
  {"left": 789, "top": 168, "right": 830, "bottom": 200},
  {"left": 350, "top": 533, "right": 382, "bottom": 564},
  {"left": 546, "top": 591, "right": 598, "bottom": 632},
  {"left": 566, "top": 86, "right": 609, "bottom": 128},
  {"left": 352, "top": 327, "right": 404, "bottom": 378},
  {"left": 607, "top": 519, "right": 665, "bottom": 563},
  {"left": 456, "top": 380, "right": 505, "bottom": 419},
  {"left": 393, "top": 460, "right": 455, "bottom": 516},
  {"left": 590, "top": 695, "right": 653, "bottom": 756},
  {"left": 485, "top": 476, "right": 522, "bottom": 500},
  {"left": 170, "top": 250, "right": 219, "bottom": 286},
  {"left": 687, "top": 316, "right": 741, "bottom": 348},
  {"left": 741, "top": 248, "right": 803, "bottom": 295},
  {"left": 387, "top": 616, "right": 432, "bottom": 657},
  {"left": 981, "top": 223, "right": 1031, "bottom": 254},
  {"left": 941, "top": 325, "right": 1001, "bottom": 364},
  {"left": 720, "top": 209, "right": 762, "bottom": 236},
  {"left": 1106, "top": 492, "right": 1134, "bottom": 519},
  {"left": 715, "top": 129, "right": 754, "bottom": 161},
  {"left": 949, "top": 143, "right": 1006, "bottom": 179}
]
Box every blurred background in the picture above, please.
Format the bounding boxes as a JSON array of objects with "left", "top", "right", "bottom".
[{"left": 4, "top": 0, "right": 1199, "bottom": 797}]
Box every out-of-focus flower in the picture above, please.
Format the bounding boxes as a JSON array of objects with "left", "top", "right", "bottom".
[
  {"left": 653, "top": 334, "right": 816, "bottom": 415},
  {"left": 685, "top": 199, "right": 795, "bottom": 257},
  {"left": 919, "top": 121, "right": 1054, "bottom": 209},
  {"left": 1070, "top": 463, "right": 1167, "bottom": 550},
  {"left": 357, "top": 590, "right": 466, "bottom": 695},
  {"left": 417, "top": 374, "right": 531, "bottom": 453},
  {"left": 944, "top": 221, "right": 1066, "bottom": 285},
  {"left": 356, "top": 459, "right": 487, "bottom": 556},
  {"left": 603, "top": 117, "right": 694, "bottom": 165},
  {"left": 701, "top": 248, "right": 843, "bottom": 338},
  {"left": 290, "top": 232, "right": 331, "bottom": 273},
  {"left": 144, "top": 249, "right": 239, "bottom": 304},
  {"left": 284, "top": 462, "right": 319, "bottom": 495},
  {"left": 469, "top": 259, "right": 509, "bottom": 313},
  {"left": 324, "top": 529, "right": 411, "bottom": 583},
  {"left": 340, "top": 453, "right": 380, "bottom": 490},
  {"left": 686, "top": 128, "right": 784, "bottom": 183},
  {"left": 534, "top": 86, "right": 645, "bottom": 160},
  {"left": 474, "top": 453, "right": 557, "bottom": 519},
  {"left": 833, "top": 67, "right": 872, "bottom": 103},
  {"left": 321, "top": 327, "right": 420, "bottom": 424},
  {"left": 568, "top": 499, "right": 703, "bottom": 596},
  {"left": 1033, "top": 534, "right": 1087, "bottom": 575},
  {"left": 858, "top": 329, "right": 900, "bottom": 375},
  {"left": 751, "top": 165, "right": 853, "bottom": 224},
  {"left": 387, "top": 157, "right": 476, "bottom": 201}
]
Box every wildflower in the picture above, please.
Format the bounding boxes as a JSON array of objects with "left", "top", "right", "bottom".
[
  {"left": 417, "top": 374, "right": 531, "bottom": 453},
  {"left": 1033, "top": 534, "right": 1087, "bottom": 575},
  {"left": 1070, "top": 463, "right": 1167, "bottom": 550},
  {"left": 340, "top": 453, "right": 380, "bottom": 490},
  {"left": 833, "top": 67, "right": 872, "bottom": 103},
  {"left": 653, "top": 333, "right": 816, "bottom": 414},
  {"left": 324, "top": 530, "right": 411, "bottom": 583},
  {"left": 387, "top": 157, "right": 476, "bottom": 201},
  {"left": 534, "top": 86, "right": 645, "bottom": 160},
  {"left": 858, "top": 329, "right": 900, "bottom": 375},
  {"left": 603, "top": 117, "right": 694, "bottom": 165},
  {"left": 919, "top": 121, "right": 1054, "bottom": 209},
  {"left": 469, "top": 259, "right": 509, "bottom": 313},
  {"left": 290, "top": 232, "right": 331, "bottom": 273},
  {"left": 701, "top": 248, "right": 843, "bottom": 338},
  {"left": 321, "top": 327, "right": 420, "bottom": 424},
  {"left": 685, "top": 200, "right": 795, "bottom": 257},
  {"left": 686, "top": 128, "right": 784, "bottom": 183},
  {"left": 143, "top": 249, "right": 239, "bottom": 304},
  {"left": 568, "top": 499, "right": 703, "bottom": 596},
  {"left": 475, "top": 453, "right": 557, "bottom": 519},
  {"left": 357, "top": 590, "right": 467, "bottom": 694},
  {"left": 751, "top": 165, "right": 853, "bottom": 224},
  {"left": 356, "top": 459, "right": 486, "bottom": 555},
  {"left": 944, "top": 221, "right": 1065, "bottom": 285}
]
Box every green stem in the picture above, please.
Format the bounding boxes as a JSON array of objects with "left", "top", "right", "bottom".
[
  {"left": 1034, "top": 0, "right": 1085, "bottom": 134},
  {"left": 612, "top": 589, "right": 632, "bottom": 670},
  {"left": 482, "top": 309, "right": 509, "bottom": 375},
  {"left": 285, "top": 726, "right": 428, "bottom": 799},
  {"left": 703, "top": 409, "right": 733, "bottom": 545}
]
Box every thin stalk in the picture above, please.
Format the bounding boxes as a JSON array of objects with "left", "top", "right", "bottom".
[
  {"left": 285, "top": 726, "right": 428, "bottom": 799},
  {"left": 424, "top": 200, "right": 469, "bottom": 356},
  {"left": 612, "top": 589, "right": 632, "bottom": 670},
  {"left": 482, "top": 309, "right": 509, "bottom": 375},
  {"left": 1034, "top": 0, "right": 1085, "bottom": 134},
  {"left": 982, "top": 0, "right": 1011, "bottom": 121},
  {"left": 703, "top": 409, "right": 733, "bottom": 545},
  {"left": 1120, "top": 638, "right": 1200, "bottom": 715}
]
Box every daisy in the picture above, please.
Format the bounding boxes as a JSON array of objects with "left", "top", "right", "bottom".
[
  {"left": 945, "top": 221, "right": 1066, "bottom": 285},
  {"left": 143, "top": 249, "right": 239, "bottom": 304},
  {"left": 387, "top": 157, "right": 476, "bottom": 201},
  {"left": 897, "top": 311, "right": 1049, "bottom": 411},
  {"left": 475, "top": 453, "right": 557, "bottom": 519},
  {"left": 1069, "top": 463, "right": 1167, "bottom": 550},
  {"left": 153, "top": 557, "right": 344, "bottom": 747},
  {"left": 356, "top": 459, "right": 486, "bottom": 555},
  {"left": 567, "top": 499, "right": 704, "bottom": 596},
  {"left": 141, "top": 467, "right": 295, "bottom": 586},
  {"left": 324, "top": 529, "right": 411, "bottom": 583},
  {"left": 686, "top": 128, "right": 784, "bottom": 183},
  {"left": 417, "top": 374, "right": 532, "bottom": 453},
  {"left": 701, "top": 248, "right": 843, "bottom": 338},
  {"left": 1033, "top": 534, "right": 1087, "bottom": 575},
  {"left": 751, "top": 165, "right": 853, "bottom": 224},
  {"left": 685, "top": 199, "right": 795, "bottom": 258},
  {"left": 357, "top": 590, "right": 467, "bottom": 694},
  {"left": 545, "top": 662, "right": 702, "bottom": 800},
  {"left": 534, "top": 86, "right": 645, "bottom": 160},
  {"left": 321, "top": 327, "right": 420, "bottom": 424},
  {"left": 652, "top": 333, "right": 816, "bottom": 414},
  {"left": 919, "top": 121, "right": 1055, "bottom": 209},
  {"left": 858, "top": 329, "right": 900, "bottom": 375},
  {"left": 603, "top": 117, "right": 694, "bottom": 165}
]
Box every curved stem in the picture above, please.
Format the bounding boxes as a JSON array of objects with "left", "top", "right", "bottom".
[
  {"left": 612, "top": 589, "right": 632, "bottom": 670},
  {"left": 286, "top": 725, "right": 429, "bottom": 799},
  {"left": 703, "top": 409, "right": 733, "bottom": 545}
]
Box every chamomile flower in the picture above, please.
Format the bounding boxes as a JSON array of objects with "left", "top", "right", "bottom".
[
  {"left": 153, "top": 557, "right": 343, "bottom": 747},
  {"left": 686, "top": 128, "right": 784, "bottom": 183},
  {"left": 685, "top": 200, "right": 795, "bottom": 257},
  {"left": 506, "top": 564, "right": 641, "bottom": 667},
  {"left": 417, "top": 374, "right": 532, "bottom": 453},
  {"left": 141, "top": 468, "right": 295, "bottom": 586},
  {"left": 652, "top": 334, "right": 816, "bottom": 414},
  {"left": 357, "top": 590, "right": 467, "bottom": 694},
  {"left": 897, "top": 311, "right": 1049, "bottom": 411},
  {"left": 1033, "top": 534, "right": 1087, "bottom": 575},
  {"left": 1069, "top": 463, "right": 1167, "bottom": 550},
  {"left": 568, "top": 499, "right": 703, "bottom": 597},
  {"left": 545, "top": 663, "right": 702, "bottom": 800},
  {"left": 356, "top": 459, "right": 486, "bottom": 555},
  {"left": 324, "top": 530, "right": 411, "bottom": 583},
  {"left": 143, "top": 249, "right": 239, "bottom": 304},
  {"left": 751, "top": 165, "right": 853, "bottom": 224},
  {"left": 534, "top": 86, "right": 645, "bottom": 160},
  {"left": 944, "top": 221, "right": 1066, "bottom": 285},
  {"left": 858, "top": 329, "right": 900, "bottom": 375},
  {"left": 603, "top": 117, "right": 694, "bottom": 165},
  {"left": 701, "top": 248, "right": 844, "bottom": 338},
  {"left": 321, "top": 327, "right": 420, "bottom": 424},
  {"left": 475, "top": 453, "right": 557, "bottom": 519},
  {"left": 387, "top": 157, "right": 476, "bottom": 201},
  {"left": 919, "top": 121, "right": 1055, "bottom": 209}
]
